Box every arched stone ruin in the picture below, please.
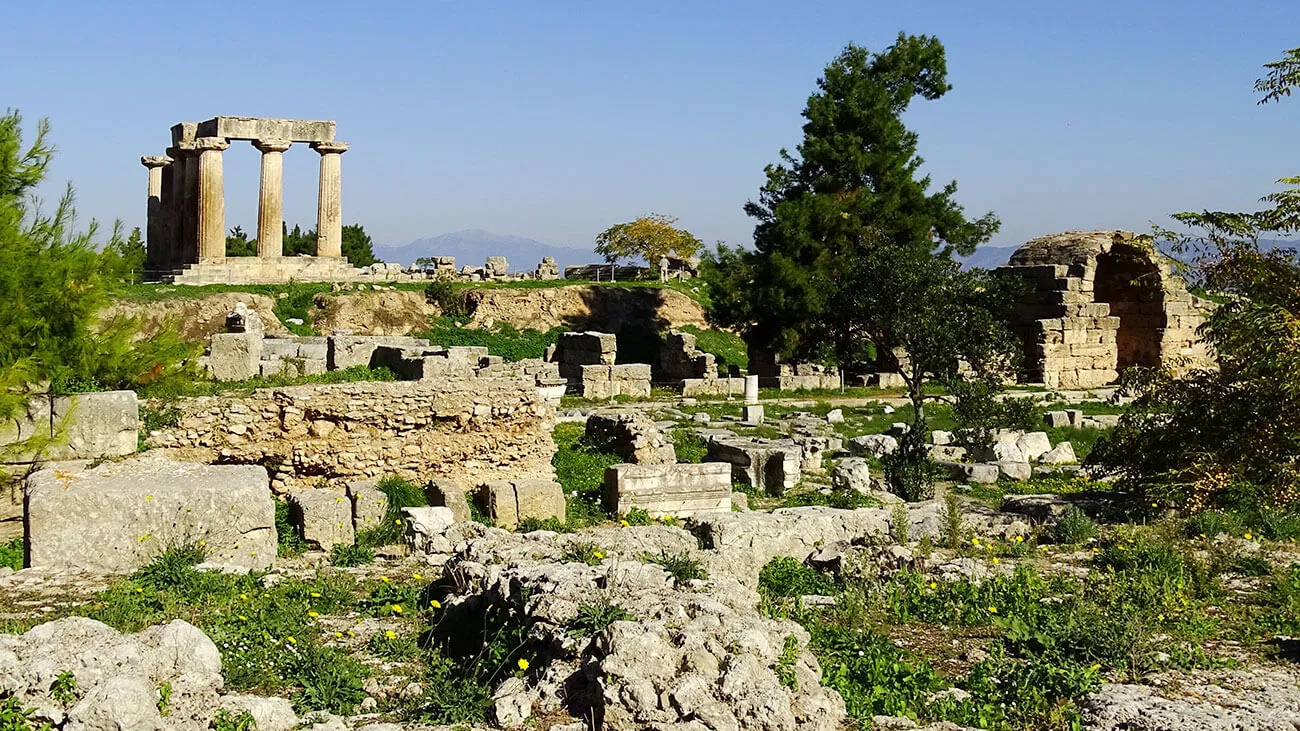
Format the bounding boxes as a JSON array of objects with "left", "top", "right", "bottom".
[{"left": 999, "top": 230, "right": 1213, "bottom": 389}]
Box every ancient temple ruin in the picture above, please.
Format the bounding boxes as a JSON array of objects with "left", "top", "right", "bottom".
[
  {"left": 141, "top": 116, "right": 359, "bottom": 284},
  {"left": 999, "top": 230, "right": 1213, "bottom": 389}
]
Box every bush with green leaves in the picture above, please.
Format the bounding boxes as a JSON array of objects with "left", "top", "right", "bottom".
[
  {"left": 415, "top": 597, "right": 532, "bottom": 724},
  {"left": 567, "top": 597, "right": 633, "bottom": 637},
  {"left": 669, "top": 427, "right": 708, "bottom": 463},
  {"left": 948, "top": 377, "right": 1041, "bottom": 454},
  {"left": 1048, "top": 506, "right": 1099, "bottom": 545},
  {"left": 758, "top": 557, "right": 836, "bottom": 599},
  {"left": 356, "top": 475, "right": 428, "bottom": 548},
  {"left": 275, "top": 498, "right": 307, "bottom": 557},
  {"left": 329, "top": 543, "right": 375, "bottom": 567},
  {"left": 423, "top": 282, "right": 468, "bottom": 318},
  {"left": 0, "top": 111, "right": 193, "bottom": 445}
]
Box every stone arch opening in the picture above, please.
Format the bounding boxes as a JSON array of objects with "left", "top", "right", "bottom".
[{"left": 1094, "top": 245, "right": 1165, "bottom": 372}]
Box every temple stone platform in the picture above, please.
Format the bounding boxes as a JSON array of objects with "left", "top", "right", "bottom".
[{"left": 156, "top": 255, "right": 363, "bottom": 285}]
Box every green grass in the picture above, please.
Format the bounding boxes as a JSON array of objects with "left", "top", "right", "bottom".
[
  {"left": 676, "top": 324, "right": 748, "bottom": 371},
  {"left": 641, "top": 550, "right": 708, "bottom": 584},
  {"left": 356, "top": 475, "right": 428, "bottom": 548},
  {"left": 551, "top": 422, "right": 622, "bottom": 527},
  {"left": 413, "top": 317, "right": 565, "bottom": 362},
  {"left": 0, "top": 538, "right": 22, "bottom": 571},
  {"left": 670, "top": 427, "right": 708, "bottom": 463}
]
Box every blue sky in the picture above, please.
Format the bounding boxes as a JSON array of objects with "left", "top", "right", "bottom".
[{"left": 5, "top": 0, "right": 1298, "bottom": 252}]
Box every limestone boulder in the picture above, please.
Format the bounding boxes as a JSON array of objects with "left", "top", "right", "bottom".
[
  {"left": 1041, "top": 442, "right": 1078, "bottom": 465},
  {"left": 479, "top": 479, "right": 565, "bottom": 529},
  {"left": 426, "top": 478, "right": 472, "bottom": 523},
  {"left": 346, "top": 480, "right": 388, "bottom": 533},
  {"left": 25, "top": 455, "right": 274, "bottom": 574},
  {"left": 1016, "top": 432, "right": 1053, "bottom": 462},
  {"left": 848, "top": 434, "right": 898, "bottom": 458},
  {"left": 830, "top": 458, "right": 872, "bottom": 494},
  {"left": 603, "top": 462, "right": 732, "bottom": 519}
]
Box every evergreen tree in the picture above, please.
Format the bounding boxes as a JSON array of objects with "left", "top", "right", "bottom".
[
  {"left": 0, "top": 111, "right": 192, "bottom": 428},
  {"left": 282, "top": 222, "right": 317, "bottom": 256},
  {"left": 341, "top": 223, "right": 376, "bottom": 267},
  {"left": 707, "top": 35, "right": 999, "bottom": 364},
  {"left": 225, "top": 225, "right": 256, "bottom": 257},
  {"left": 101, "top": 226, "right": 146, "bottom": 283}
]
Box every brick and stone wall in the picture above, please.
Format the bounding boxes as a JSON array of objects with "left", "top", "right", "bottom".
[{"left": 148, "top": 378, "right": 556, "bottom": 490}]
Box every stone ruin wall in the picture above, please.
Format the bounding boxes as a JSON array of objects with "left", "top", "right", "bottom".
[
  {"left": 149, "top": 378, "right": 557, "bottom": 491},
  {"left": 999, "top": 231, "right": 1214, "bottom": 389}
]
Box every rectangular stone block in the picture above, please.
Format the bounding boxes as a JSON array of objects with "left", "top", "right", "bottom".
[
  {"left": 603, "top": 462, "right": 732, "bottom": 518},
  {"left": 346, "top": 479, "right": 388, "bottom": 533},
  {"left": 289, "top": 487, "right": 355, "bottom": 551},
  {"left": 25, "top": 456, "right": 275, "bottom": 574},
  {"left": 195, "top": 116, "right": 336, "bottom": 143},
  {"left": 481, "top": 480, "right": 518, "bottom": 528},
  {"left": 45, "top": 391, "right": 140, "bottom": 461},
  {"left": 210, "top": 332, "right": 263, "bottom": 381},
  {"left": 426, "top": 478, "right": 471, "bottom": 523},
  {"left": 610, "top": 364, "right": 651, "bottom": 381}
]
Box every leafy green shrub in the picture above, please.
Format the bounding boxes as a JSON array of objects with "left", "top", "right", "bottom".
[
  {"left": 670, "top": 428, "right": 708, "bottom": 463},
  {"left": 775, "top": 635, "right": 800, "bottom": 689},
  {"left": 0, "top": 537, "right": 22, "bottom": 571},
  {"left": 356, "top": 475, "right": 428, "bottom": 548},
  {"left": 517, "top": 516, "right": 569, "bottom": 533},
  {"left": 949, "top": 378, "right": 1041, "bottom": 454},
  {"left": 1048, "top": 506, "right": 1099, "bottom": 545},
  {"left": 49, "top": 670, "right": 77, "bottom": 707},
  {"left": 423, "top": 282, "right": 468, "bottom": 318},
  {"left": 275, "top": 499, "right": 307, "bottom": 557},
  {"left": 139, "top": 404, "right": 182, "bottom": 433},
  {"left": 758, "top": 557, "right": 835, "bottom": 598},
  {"left": 212, "top": 709, "right": 257, "bottom": 731},
  {"left": 132, "top": 542, "right": 206, "bottom": 591},
  {"left": 881, "top": 431, "right": 935, "bottom": 502},
  {"left": 1231, "top": 554, "right": 1273, "bottom": 577},
  {"left": 622, "top": 507, "right": 653, "bottom": 526},
  {"left": 291, "top": 643, "right": 367, "bottom": 714},
  {"left": 329, "top": 543, "right": 375, "bottom": 567},
  {"left": 642, "top": 550, "right": 707, "bottom": 584},
  {"left": 417, "top": 595, "right": 531, "bottom": 724},
  {"left": 567, "top": 597, "right": 633, "bottom": 637}
]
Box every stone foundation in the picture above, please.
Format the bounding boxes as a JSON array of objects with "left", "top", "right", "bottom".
[
  {"left": 148, "top": 378, "right": 556, "bottom": 490},
  {"left": 705, "top": 435, "right": 802, "bottom": 496},
  {"left": 747, "top": 346, "right": 840, "bottom": 391}
]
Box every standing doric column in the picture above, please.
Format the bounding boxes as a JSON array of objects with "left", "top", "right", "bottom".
[
  {"left": 173, "top": 142, "right": 199, "bottom": 265},
  {"left": 165, "top": 146, "right": 185, "bottom": 266},
  {"left": 194, "top": 137, "right": 230, "bottom": 262},
  {"left": 141, "top": 155, "right": 172, "bottom": 270},
  {"left": 311, "top": 141, "right": 349, "bottom": 258},
  {"left": 253, "top": 139, "right": 292, "bottom": 258}
]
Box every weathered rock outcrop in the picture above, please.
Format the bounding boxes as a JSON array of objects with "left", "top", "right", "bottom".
[{"left": 0, "top": 617, "right": 297, "bottom": 731}]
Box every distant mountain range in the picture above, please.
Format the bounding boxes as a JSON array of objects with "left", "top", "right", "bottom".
[{"left": 374, "top": 230, "right": 597, "bottom": 273}]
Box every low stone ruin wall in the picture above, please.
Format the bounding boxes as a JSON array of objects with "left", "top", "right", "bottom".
[
  {"left": 748, "top": 345, "right": 841, "bottom": 391},
  {"left": 209, "top": 332, "right": 430, "bottom": 381},
  {"left": 148, "top": 378, "right": 556, "bottom": 490}
]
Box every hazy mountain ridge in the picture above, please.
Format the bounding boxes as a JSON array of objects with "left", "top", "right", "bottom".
[{"left": 374, "top": 230, "right": 597, "bottom": 273}]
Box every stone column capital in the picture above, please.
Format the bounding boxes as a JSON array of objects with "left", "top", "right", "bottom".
[
  {"left": 194, "top": 137, "right": 230, "bottom": 152},
  {"left": 141, "top": 155, "right": 173, "bottom": 169},
  {"left": 253, "top": 139, "right": 292, "bottom": 154},
  {"left": 311, "top": 140, "right": 349, "bottom": 155}
]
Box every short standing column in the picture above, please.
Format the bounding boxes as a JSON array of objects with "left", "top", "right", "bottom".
[
  {"left": 140, "top": 155, "right": 172, "bottom": 270},
  {"left": 311, "top": 141, "right": 349, "bottom": 258},
  {"left": 253, "top": 139, "right": 291, "bottom": 258},
  {"left": 194, "top": 137, "right": 230, "bottom": 262}
]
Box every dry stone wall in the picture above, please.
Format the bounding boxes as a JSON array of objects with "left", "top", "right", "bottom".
[{"left": 148, "top": 378, "right": 556, "bottom": 490}]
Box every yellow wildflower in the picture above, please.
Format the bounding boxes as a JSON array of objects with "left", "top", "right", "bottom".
[
  {"left": 311, "top": 592, "right": 321, "bottom": 598},
  {"left": 308, "top": 611, "right": 319, "bottom": 619},
  {"left": 391, "top": 604, "right": 404, "bottom": 614},
  {"left": 988, "top": 606, "right": 998, "bottom": 613},
  {"left": 238, "top": 615, "right": 248, "bottom": 622},
  {"left": 1244, "top": 532, "right": 1254, "bottom": 540},
  {"left": 412, "top": 573, "right": 423, "bottom": 580},
  {"left": 145, "top": 495, "right": 153, "bottom": 501},
  {"left": 430, "top": 600, "right": 442, "bottom": 609},
  {"left": 992, "top": 557, "right": 1000, "bottom": 564},
  {"left": 517, "top": 658, "right": 530, "bottom": 671},
  {"left": 385, "top": 630, "right": 396, "bottom": 640},
  {"left": 286, "top": 636, "right": 296, "bottom": 644},
  {"left": 620, "top": 520, "right": 629, "bottom": 527}
]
